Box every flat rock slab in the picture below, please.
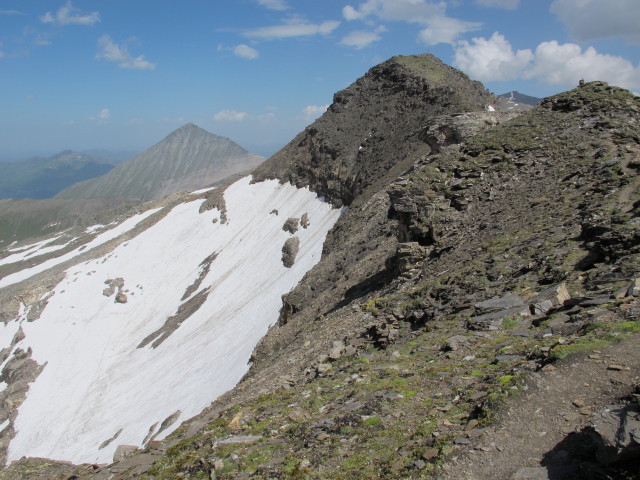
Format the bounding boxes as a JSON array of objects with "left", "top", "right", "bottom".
[
  {"left": 216, "top": 435, "right": 262, "bottom": 445},
  {"left": 511, "top": 465, "right": 579, "bottom": 479},
  {"left": 468, "top": 305, "right": 530, "bottom": 331},
  {"left": 589, "top": 403, "right": 640, "bottom": 464},
  {"left": 109, "top": 453, "right": 160, "bottom": 474},
  {"left": 475, "top": 294, "right": 526, "bottom": 314}
]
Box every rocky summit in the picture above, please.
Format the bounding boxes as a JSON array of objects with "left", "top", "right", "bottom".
[{"left": 0, "top": 54, "right": 639, "bottom": 480}]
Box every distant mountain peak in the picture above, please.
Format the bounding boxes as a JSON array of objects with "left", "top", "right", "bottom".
[
  {"left": 497, "top": 91, "right": 542, "bottom": 106},
  {"left": 166, "top": 123, "right": 222, "bottom": 142},
  {"left": 177, "top": 122, "right": 199, "bottom": 131},
  {"left": 56, "top": 123, "right": 264, "bottom": 201}
]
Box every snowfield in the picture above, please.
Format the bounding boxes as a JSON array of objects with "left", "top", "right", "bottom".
[
  {"left": 0, "top": 208, "right": 161, "bottom": 289},
  {"left": 3, "top": 177, "right": 341, "bottom": 465},
  {"left": 0, "top": 235, "right": 68, "bottom": 267}
]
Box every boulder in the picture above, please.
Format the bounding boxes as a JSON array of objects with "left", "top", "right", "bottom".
[
  {"left": 467, "top": 305, "right": 530, "bottom": 331},
  {"left": 113, "top": 444, "right": 139, "bottom": 463},
  {"left": 281, "top": 237, "right": 300, "bottom": 268},
  {"left": 474, "top": 293, "right": 526, "bottom": 314},
  {"left": 588, "top": 403, "right": 640, "bottom": 465},
  {"left": 282, "top": 217, "right": 299, "bottom": 234},
  {"left": 528, "top": 283, "right": 570, "bottom": 315},
  {"left": 444, "top": 335, "right": 469, "bottom": 351},
  {"left": 115, "top": 292, "right": 128, "bottom": 304},
  {"left": 548, "top": 313, "right": 583, "bottom": 336},
  {"left": 216, "top": 435, "right": 262, "bottom": 445}
]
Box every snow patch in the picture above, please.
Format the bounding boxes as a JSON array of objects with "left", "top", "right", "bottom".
[
  {"left": 85, "top": 224, "right": 106, "bottom": 234},
  {"left": 7, "top": 177, "right": 341, "bottom": 465},
  {"left": 0, "top": 235, "right": 68, "bottom": 266},
  {"left": 0, "top": 209, "right": 161, "bottom": 289},
  {"left": 190, "top": 186, "right": 216, "bottom": 195}
]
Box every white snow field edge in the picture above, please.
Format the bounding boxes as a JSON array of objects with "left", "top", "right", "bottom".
[
  {"left": 0, "top": 235, "right": 68, "bottom": 267},
  {"left": 0, "top": 208, "right": 161, "bottom": 289},
  {"left": 5, "top": 176, "right": 341, "bottom": 465}
]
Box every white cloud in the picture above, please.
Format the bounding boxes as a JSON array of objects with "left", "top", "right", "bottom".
[
  {"left": 213, "top": 110, "right": 248, "bottom": 121},
  {"left": 96, "top": 35, "right": 156, "bottom": 70},
  {"left": 90, "top": 108, "right": 110, "bottom": 125},
  {"left": 551, "top": 0, "right": 640, "bottom": 43},
  {"left": 528, "top": 40, "right": 640, "bottom": 89},
  {"left": 454, "top": 32, "right": 534, "bottom": 81},
  {"left": 475, "top": 0, "right": 519, "bottom": 9},
  {"left": 246, "top": 20, "right": 340, "bottom": 39},
  {"left": 339, "top": 30, "right": 382, "bottom": 49},
  {"left": 342, "top": 5, "right": 365, "bottom": 20},
  {"left": 342, "top": 0, "right": 479, "bottom": 45},
  {"left": 302, "top": 105, "right": 329, "bottom": 121},
  {"left": 343, "top": 0, "right": 442, "bottom": 23},
  {"left": 256, "top": 0, "right": 289, "bottom": 10},
  {"left": 453, "top": 32, "right": 640, "bottom": 90},
  {"left": 233, "top": 44, "right": 259, "bottom": 59},
  {"left": 40, "top": 1, "right": 99, "bottom": 26},
  {"left": 0, "top": 10, "right": 25, "bottom": 16},
  {"left": 419, "top": 17, "right": 481, "bottom": 45}
]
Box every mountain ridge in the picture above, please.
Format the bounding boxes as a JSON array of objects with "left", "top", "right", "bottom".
[
  {"left": 0, "top": 150, "right": 115, "bottom": 200},
  {"left": 56, "top": 123, "right": 264, "bottom": 202},
  {"left": 0, "top": 55, "right": 638, "bottom": 479}
]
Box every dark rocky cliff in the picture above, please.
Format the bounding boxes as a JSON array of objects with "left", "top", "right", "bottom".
[{"left": 253, "top": 54, "right": 494, "bottom": 207}]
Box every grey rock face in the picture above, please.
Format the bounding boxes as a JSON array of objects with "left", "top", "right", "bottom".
[{"left": 253, "top": 54, "right": 494, "bottom": 207}]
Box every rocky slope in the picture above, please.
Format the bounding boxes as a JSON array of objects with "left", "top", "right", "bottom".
[
  {"left": 56, "top": 124, "right": 263, "bottom": 202},
  {"left": 0, "top": 54, "right": 639, "bottom": 479}
]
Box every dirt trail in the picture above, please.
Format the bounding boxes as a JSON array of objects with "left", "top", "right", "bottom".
[{"left": 437, "top": 332, "right": 640, "bottom": 480}]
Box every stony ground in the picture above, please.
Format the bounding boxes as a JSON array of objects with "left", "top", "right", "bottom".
[{"left": 438, "top": 331, "right": 640, "bottom": 480}]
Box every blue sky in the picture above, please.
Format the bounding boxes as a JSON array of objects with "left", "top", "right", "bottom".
[{"left": 1, "top": 0, "right": 639, "bottom": 160}]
